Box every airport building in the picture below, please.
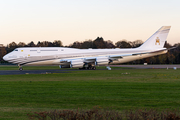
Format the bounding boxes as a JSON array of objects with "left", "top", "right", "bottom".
[{"left": 0, "top": 44, "right": 7, "bottom": 61}]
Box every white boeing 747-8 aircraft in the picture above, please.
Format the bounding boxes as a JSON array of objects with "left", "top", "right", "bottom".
[{"left": 3, "top": 26, "right": 171, "bottom": 71}]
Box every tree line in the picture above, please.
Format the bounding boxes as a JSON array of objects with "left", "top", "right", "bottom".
[{"left": 0, "top": 37, "right": 180, "bottom": 64}]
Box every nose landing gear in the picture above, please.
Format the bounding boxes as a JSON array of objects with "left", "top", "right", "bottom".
[
  {"left": 19, "top": 67, "right": 23, "bottom": 71},
  {"left": 18, "top": 64, "right": 23, "bottom": 71}
]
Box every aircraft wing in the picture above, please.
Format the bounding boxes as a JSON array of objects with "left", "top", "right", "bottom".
[
  {"left": 109, "top": 48, "right": 171, "bottom": 59},
  {"left": 59, "top": 47, "right": 175, "bottom": 68}
]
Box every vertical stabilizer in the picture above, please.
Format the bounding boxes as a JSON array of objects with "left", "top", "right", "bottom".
[{"left": 139, "top": 26, "right": 171, "bottom": 49}]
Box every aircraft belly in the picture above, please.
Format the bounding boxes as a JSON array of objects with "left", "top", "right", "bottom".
[{"left": 26, "top": 59, "right": 61, "bottom": 66}]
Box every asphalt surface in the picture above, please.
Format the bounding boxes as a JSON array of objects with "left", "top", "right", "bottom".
[
  {"left": 0, "top": 65, "right": 179, "bottom": 75},
  {"left": 0, "top": 69, "right": 78, "bottom": 75},
  {"left": 111, "top": 65, "right": 180, "bottom": 69}
]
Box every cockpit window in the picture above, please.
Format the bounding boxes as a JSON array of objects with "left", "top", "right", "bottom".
[{"left": 14, "top": 49, "right": 18, "bottom": 51}]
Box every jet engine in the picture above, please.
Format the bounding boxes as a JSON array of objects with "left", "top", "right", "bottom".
[
  {"left": 95, "top": 57, "right": 109, "bottom": 65},
  {"left": 59, "top": 65, "right": 70, "bottom": 68},
  {"left": 60, "top": 59, "right": 84, "bottom": 68},
  {"left": 70, "top": 59, "right": 84, "bottom": 68}
]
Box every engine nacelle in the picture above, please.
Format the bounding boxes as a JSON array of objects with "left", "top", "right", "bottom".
[
  {"left": 70, "top": 59, "right": 84, "bottom": 68},
  {"left": 95, "top": 57, "right": 109, "bottom": 65},
  {"left": 59, "top": 65, "right": 70, "bottom": 68}
]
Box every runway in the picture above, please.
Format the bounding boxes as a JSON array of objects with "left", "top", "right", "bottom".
[
  {"left": 0, "top": 69, "right": 78, "bottom": 75},
  {"left": 110, "top": 65, "right": 180, "bottom": 69},
  {"left": 0, "top": 65, "right": 179, "bottom": 75}
]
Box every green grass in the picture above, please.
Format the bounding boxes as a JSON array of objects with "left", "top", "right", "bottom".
[{"left": 0, "top": 65, "right": 180, "bottom": 119}]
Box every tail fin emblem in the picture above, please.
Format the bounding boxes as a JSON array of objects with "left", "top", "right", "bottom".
[{"left": 155, "top": 37, "right": 160, "bottom": 45}]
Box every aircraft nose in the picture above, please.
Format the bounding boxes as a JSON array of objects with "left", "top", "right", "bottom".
[{"left": 3, "top": 55, "right": 8, "bottom": 61}]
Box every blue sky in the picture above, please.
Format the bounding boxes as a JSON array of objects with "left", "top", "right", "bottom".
[{"left": 0, "top": 0, "right": 180, "bottom": 46}]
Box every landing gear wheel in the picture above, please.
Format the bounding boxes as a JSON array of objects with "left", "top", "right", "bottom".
[
  {"left": 87, "top": 67, "right": 91, "bottom": 70},
  {"left": 92, "top": 66, "right": 96, "bottom": 70},
  {"left": 19, "top": 67, "right": 23, "bottom": 71}
]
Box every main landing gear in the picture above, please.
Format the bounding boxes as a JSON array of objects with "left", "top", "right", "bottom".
[
  {"left": 18, "top": 64, "right": 23, "bottom": 71},
  {"left": 79, "top": 65, "right": 96, "bottom": 70}
]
